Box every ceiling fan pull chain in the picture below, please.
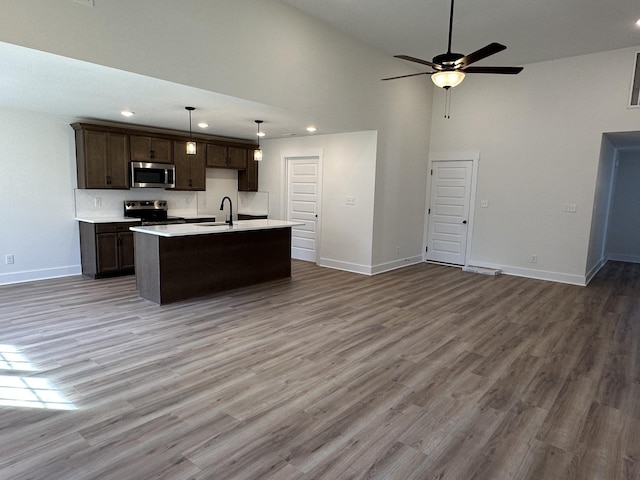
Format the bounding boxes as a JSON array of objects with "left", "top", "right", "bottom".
[{"left": 444, "top": 88, "right": 452, "bottom": 119}]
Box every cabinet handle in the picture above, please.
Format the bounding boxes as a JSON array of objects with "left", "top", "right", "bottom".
[
  {"left": 150, "top": 149, "right": 155, "bottom": 159},
  {"left": 189, "top": 179, "right": 193, "bottom": 187},
  {"left": 106, "top": 175, "right": 111, "bottom": 185}
]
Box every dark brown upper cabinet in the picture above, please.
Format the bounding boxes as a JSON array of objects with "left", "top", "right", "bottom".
[
  {"left": 173, "top": 141, "right": 206, "bottom": 191},
  {"left": 206, "top": 144, "right": 248, "bottom": 169},
  {"left": 72, "top": 124, "right": 129, "bottom": 189},
  {"left": 130, "top": 135, "right": 173, "bottom": 163}
]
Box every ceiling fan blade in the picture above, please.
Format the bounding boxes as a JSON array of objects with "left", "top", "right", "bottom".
[
  {"left": 456, "top": 42, "right": 506, "bottom": 67},
  {"left": 381, "top": 72, "right": 432, "bottom": 81},
  {"left": 394, "top": 55, "right": 440, "bottom": 70},
  {"left": 463, "top": 66, "right": 523, "bottom": 74}
]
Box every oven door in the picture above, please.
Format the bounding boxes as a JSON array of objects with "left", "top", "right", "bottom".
[{"left": 130, "top": 162, "right": 175, "bottom": 188}]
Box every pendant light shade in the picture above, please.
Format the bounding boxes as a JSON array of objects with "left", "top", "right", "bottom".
[
  {"left": 431, "top": 70, "right": 465, "bottom": 89},
  {"left": 254, "top": 120, "right": 263, "bottom": 162},
  {"left": 185, "top": 107, "right": 196, "bottom": 155}
]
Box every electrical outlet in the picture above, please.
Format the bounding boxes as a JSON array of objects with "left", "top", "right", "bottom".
[
  {"left": 94, "top": 197, "right": 102, "bottom": 207},
  {"left": 346, "top": 196, "right": 356, "bottom": 206},
  {"left": 563, "top": 203, "right": 577, "bottom": 213},
  {"left": 73, "top": 0, "right": 94, "bottom": 6},
  {"left": 5, "top": 254, "right": 14, "bottom": 265},
  {"left": 395, "top": 245, "right": 400, "bottom": 255},
  {"left": 480, "top": 199, "right": 489, "bottom": 208},
  {"left": 530, "top": 254, "right": 537, "bottom": 263}
]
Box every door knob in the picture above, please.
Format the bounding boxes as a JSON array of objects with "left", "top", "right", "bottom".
[{"left": 462, "top": 220, "right": 467, "bottom": 224}]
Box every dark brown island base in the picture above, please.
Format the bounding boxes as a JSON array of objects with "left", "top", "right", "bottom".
[{"left": 130, "top": 220, "right": 301, "bottom": 304}]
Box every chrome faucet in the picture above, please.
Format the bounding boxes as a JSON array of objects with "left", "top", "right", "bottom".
[{"left": 220, "top": 196, "right": 233, "bottom": 226}]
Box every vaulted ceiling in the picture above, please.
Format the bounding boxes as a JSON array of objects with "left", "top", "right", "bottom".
[
  {"left": 1, "top": 1, "right": 639, "bottom": 140},
  {"left": 281, "top": 0, "right": 640, "bottom": 67}
]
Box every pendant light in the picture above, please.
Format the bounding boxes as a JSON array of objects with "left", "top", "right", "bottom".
[
  {"left": 254, "top": 120, "right": 264, "bottom": 162},
  {"left": 185, "top": 107, "right": 196, "bottom": 155}
]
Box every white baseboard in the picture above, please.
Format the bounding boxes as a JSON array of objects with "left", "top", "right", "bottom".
[
  {"left": 465, "top": 261, "right": 586, "bottom": 286},
  {"left": 0, "top": 265, "right": 82, "bottom": 286},
  {"left": 318, "top": 258, "right": 373, "bottom": 275},
  {"left": 318, "top": 256, "right": 423, "bottom": 276},
  {"left": 585, "top": 257, "right": 608, "bottom": 285},
  {"left": 371, "top": 256, "right": 423, "bottom": 275},
  {"left": 607, "top": 253, "right": 640, "bottom": 264}
]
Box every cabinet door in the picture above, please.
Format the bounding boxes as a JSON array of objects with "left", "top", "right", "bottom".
[
  {"left": 83, "top": 130, "right": 108, "bottom": 188},
  {"left": 119, "top": 233, "right": 135, "bottom": 270},
  {"left": 206, "top": 144, "right": 228, "bottom": 168},
  {"left": 78, "top": 130, "right": 129, "bottom": 189},
  {"left": 174, "top": 141, "right": 206, "bottom": 190},
  {"left": 238, "top": 158, "right": 259, "bottom": 192},
  {"left": 190, "top": 153, "right": 206, "bottom": 190},
  {"left": 130, "top": 136, "right": 172, "bottom": 163},
  {"left": 106, "top": 133, "right": 129, "bottom": 188},
  {"left": 96, "top": 233, "right": 120, "bottom": 273},
  {"left": 228, "top": 147, "right": 248, "bottom": 169}
]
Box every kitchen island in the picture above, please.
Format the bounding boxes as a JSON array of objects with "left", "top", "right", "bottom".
[{"left": 130, "top": 220, "right": 301, "bottom": 304}]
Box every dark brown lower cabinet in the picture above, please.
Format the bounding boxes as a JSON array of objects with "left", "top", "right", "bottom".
[{"left": 79, "top": 221, "right": 139, "bottom": 278}]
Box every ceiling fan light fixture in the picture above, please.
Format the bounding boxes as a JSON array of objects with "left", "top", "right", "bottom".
[{"left": 431, "top": 70, "right": 465, "bottom": 89}]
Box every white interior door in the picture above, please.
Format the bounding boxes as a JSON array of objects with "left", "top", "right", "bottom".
[
  {"left": 426, "top": 160, "right": 473, "bottom": 265},
  {"left": 287, "top": 158, "right": 320, "bottom": 262}
]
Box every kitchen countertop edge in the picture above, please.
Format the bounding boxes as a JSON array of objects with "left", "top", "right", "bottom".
[{"left": 130, "top": 219, "right": 303, "bottom": 237}]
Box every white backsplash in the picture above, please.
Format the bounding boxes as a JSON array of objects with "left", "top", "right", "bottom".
[
  {"left": 74, "top": 189, "right": 199, "bottom": 218},
  {"left": 238, "top": 191, "right": 269, "bottom": 215},
  {"left": 75, "top": 170, "right": 267, "bottom": 219}
]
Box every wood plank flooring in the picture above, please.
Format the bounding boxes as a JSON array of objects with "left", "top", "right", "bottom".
[{"left": 0, "top": 260, "right": 639, "bottom": 479}]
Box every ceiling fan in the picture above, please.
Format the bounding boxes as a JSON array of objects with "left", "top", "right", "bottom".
[{"left": 382, "top": 0, "right": 523, "bottom": 88}]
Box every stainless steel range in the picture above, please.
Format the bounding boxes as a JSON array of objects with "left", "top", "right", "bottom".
[{"left": 123, "top": 200, "right": 186, "bottom": 225}]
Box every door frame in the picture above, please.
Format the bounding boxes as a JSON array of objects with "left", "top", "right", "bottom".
[
  {"left": 280, "top": 149, "right": 324, "bottom": 264},
  {"left": 423, "top": 151, "right": 480, "bottom": 266}
]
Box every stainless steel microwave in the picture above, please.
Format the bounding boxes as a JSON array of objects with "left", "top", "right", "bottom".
[{"left": 130, "top": 162, "right": 175, "bottom": 189}]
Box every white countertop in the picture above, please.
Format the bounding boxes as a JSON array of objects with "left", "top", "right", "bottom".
[
  {"left": 75, "top": 214, "right": 218, "bottom": 224},
  {"left": 75, "top": 216, "right": 140, "bottom": 224},
  {"left": 130, "top": 219, "right": 303, "bottom": 237}
]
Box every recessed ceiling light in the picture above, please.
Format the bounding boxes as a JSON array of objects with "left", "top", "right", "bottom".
[
  {"left": 636, "top": 18, "right": 640, "bottom": 26},
  {"left": 306, "top": 126, "right": 317, "bottom": 132},
  {"left": 198, "top": 122, "right": 209, "bottom": 129},
  {"left": 120, "top": 110, "right": 135, "bottom": 117}
]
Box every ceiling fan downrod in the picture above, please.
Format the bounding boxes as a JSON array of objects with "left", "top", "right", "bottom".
[{"left": 447, "top": 0, "right": 455, "bottom": 55}]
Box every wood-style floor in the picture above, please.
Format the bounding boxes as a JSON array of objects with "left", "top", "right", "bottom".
[{"left": 0, "top": 260, "right": 639, "bottom": 479}]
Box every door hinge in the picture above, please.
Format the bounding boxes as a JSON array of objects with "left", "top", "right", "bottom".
[
  {"left": 430, "top": 169, "right": 433, "bottom": 175},
  {"left": 428, "top": 208, "right": 431, "bottom": 214},
  {"left": 425, "top": 246, "right": 428, "bottom": 252}
]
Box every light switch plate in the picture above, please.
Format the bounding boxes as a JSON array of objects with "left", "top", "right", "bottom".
[
  {"left": 563, "top": 203, "right": 577, "bottom": 213},
  {"left": 346, "top": 196, "right": 356, "bottom": 206}
]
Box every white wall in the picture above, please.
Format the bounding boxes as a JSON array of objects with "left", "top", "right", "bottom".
[
  {"left": 0, "top": 109, "right": 80, "bottom": 284},
  {"left": 0, "top": 0, "right": 433, "bottom": 280},
  {"left": 586, "top": 135, "right": 617, "bottom": 279},
  {"left": 606, "top": 150, "right": 640, "bottom": 263},
  {"left": 429, "top": 46, "right": 640, "bottom": 284},
  {"left": 261, "top": 131, "right": 378, "bottom": 273}
]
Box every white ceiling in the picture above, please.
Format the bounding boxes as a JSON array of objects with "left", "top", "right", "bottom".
[
  {"left": 280, "top": 0, "right": 640, "bottom": 67},
  {"left": 0, "top": 41, "right": 310, "bottom": 142},
  {"left": 1, "top": 0, "right": 640, "bottom": 141}
]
